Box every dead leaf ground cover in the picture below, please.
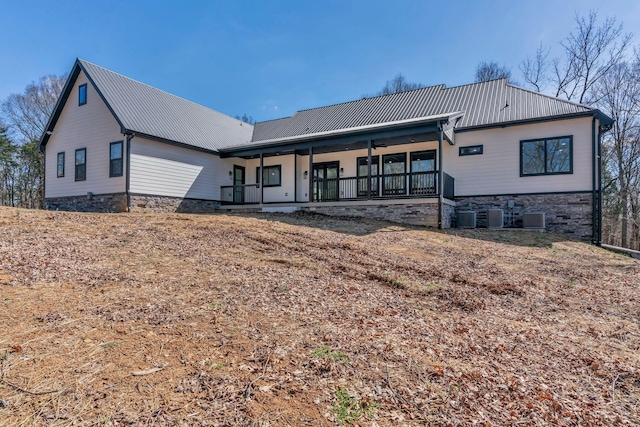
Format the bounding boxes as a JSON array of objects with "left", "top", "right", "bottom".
[{"left": 0, "top": 206, "right": 638, "bottom": 426}]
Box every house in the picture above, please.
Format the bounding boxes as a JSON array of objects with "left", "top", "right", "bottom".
[{"left": 38, "top": 59, "right": 613, "bottom": 242}]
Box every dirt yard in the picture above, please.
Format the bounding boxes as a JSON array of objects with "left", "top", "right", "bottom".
[{"left": 0, "top": 207, "right": 638, "bottom": 426}]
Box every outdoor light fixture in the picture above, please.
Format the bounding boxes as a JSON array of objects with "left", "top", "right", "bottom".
[
  {"left": 229, "top": 171, "right": 233, "bottom": 177},
  {"left": 303, "top": 171, "right": 308, "bottom": 179},
  {"left": 340, "top": 167, "right": 344, "bottom": 175}
]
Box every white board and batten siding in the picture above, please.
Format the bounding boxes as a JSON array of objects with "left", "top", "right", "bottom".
[
  {"left": 446, "top": 116, "right": 595, "bottom": 197},
  {"left": 130, "top": 137, "right": 238, "bottom": 201},
  {"left": 45, "top": 71, "right": 126, "bottom": 198}
]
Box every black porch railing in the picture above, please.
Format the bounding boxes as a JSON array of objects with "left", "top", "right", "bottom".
[
  {"left": 220, "top": 172, "right": 454, "bottom": 204},
  {"left": 220, "top": 183, "right": 260, "bottom": 204},
  {"left": 312, "top": 171, "right": 454, "bottom": 202}
]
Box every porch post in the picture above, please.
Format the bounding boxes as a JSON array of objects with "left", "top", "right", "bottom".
[
  {"left": 259, "top": 153, "right": 264, "bottom": 205},
  {"left": 294, "top": 153, "right": 298, "bottom": 203},
  {"left": 308, "top": 147, "right": 313, "bottom": 202},
  {"left": 367, "top": 139, "right": 372, "bottom": 200},
  {"left": 438, "top": 122, "right": 444, "bottom": 229}
]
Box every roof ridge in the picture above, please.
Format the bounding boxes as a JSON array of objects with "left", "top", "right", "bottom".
[
  {"left": 77, "top": 58, "right": 252, "bottom": 127},
  {"left": 292, "top": 83, "right": 446, "bottom": 115},
  {"left": 254, "top": 116, "right": 293, "bottom": 125},
  {"left": 504, "top": 80, "right": 593, "bottom": 110}
]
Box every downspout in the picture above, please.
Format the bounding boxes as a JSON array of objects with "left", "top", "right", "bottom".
[
  {"left": 125, "top": 132, "right": 133, "bottom": 212},
  {"left": 294, "top": 153, "right": 298, "bottom": 203},
  {"left": 591, "top": 117, "right": 597, "bottom": 244},
  {"left": 437, "top": 121, "right": 444, "bottom": 229},
  {"left": 41, "top": 145, "right": 46, "bottom": 209},
  {"left": 597, "top": 123, "right": 604, "bottom": 246}
]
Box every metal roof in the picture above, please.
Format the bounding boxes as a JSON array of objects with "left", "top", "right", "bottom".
[
  {"left": 251, "top": 79, "right": 602, "bottom": 143},
  {"left": 40, "top": 60, "right": 611, "bottom": 155},
  {"left": 41, "top": 59, "right": 253, "bottom": 152}
]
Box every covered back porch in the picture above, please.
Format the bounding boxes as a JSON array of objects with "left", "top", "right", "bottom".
[{"left": 219, "top": 112, "right": 461, "bottom": 228}]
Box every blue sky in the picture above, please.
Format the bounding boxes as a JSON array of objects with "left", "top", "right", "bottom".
[{"left": 1, "top": 0, "right": 638, "bottom": 123}]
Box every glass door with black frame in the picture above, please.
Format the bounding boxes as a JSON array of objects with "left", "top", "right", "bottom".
[
  {"left": 312, "top": 162, "right": 339, "bottom": 201},
  {"left": 233, "top": 165, "right": 245, "bottom": 204}
]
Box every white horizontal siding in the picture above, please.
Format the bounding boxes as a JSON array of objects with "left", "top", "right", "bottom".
[
  {"left": 45, "top": 71, "right": 125, "bottom": 198},
  {"left": 245, "top": 155, "right": 296, "bottom": 203},
  {"left": 445, "top": 117, "right": 594, "bottom": 196},
  {"left": 130, "top": 137, "right": 238, "bottom": 200}
]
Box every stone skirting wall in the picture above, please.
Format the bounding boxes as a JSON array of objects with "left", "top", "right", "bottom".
[
  {"left": 45, "top": 193, "right": 127, "bottom": 212},
  {"left": 304, "top": 201, "right": 455, "bottom": 228},
  {"left": 129, "top": 194, "right": 220, "bottom": 213},
  {"left": 455, "top": 192, "right": 593, "bottom": 240}
]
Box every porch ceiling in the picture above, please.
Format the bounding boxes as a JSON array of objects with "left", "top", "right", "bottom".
[{"left": 220, "top": 121, "right": 448, "bottom": 159}]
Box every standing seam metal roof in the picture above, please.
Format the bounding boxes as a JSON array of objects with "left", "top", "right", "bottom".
[
  {"left": 251, "top": 79, "right": 597, "bottom": 143},
  {"left": 78, "top": 59, "right": 253, "bottom": 152}
]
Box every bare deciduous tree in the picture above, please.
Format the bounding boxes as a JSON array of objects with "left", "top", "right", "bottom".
[
  {"left": 0, "top": 74, "right": 66, "bottom": 208},
  {"left": 1, "top": 75, "right": 66, "bottom": 143},
  {"left": 520, "top": 44, "right": 551, "bottom": 92},
  {"left": 376, "top": 73, "right": 424, "bottom": 95},
  {"left": 596, "top": 54, "right": 640, "bottom": 248},
  {"left": 522, "top": 11, "right": 632, "bottom": 104},
  {"left": 474, "top": 61, "right": 512, "bottom": 82}
]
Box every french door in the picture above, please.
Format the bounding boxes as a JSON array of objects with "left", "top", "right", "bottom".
[{"left": 312, "top": 162, "right": 339, "bottom": 201}]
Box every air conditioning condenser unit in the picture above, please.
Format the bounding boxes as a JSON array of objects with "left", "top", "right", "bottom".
[
  {"left": 487, "top": 209, "right": 504, "bottom": 229},
  {"left": 457, "top": 211, "right": 476, "bottom": 228},
  {"left": 523, "top": 212, "right": 545, "bottom": 229}
]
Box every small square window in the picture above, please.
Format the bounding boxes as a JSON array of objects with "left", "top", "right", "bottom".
[
  {"left": 75, "top": 148, "right": 86, "bottom": 181},
  {"left": 459, "top": 145, "right": 483, "bottom": 156},
  {"left": 109, "top": 141, "right": 123, "bottom": 177},
  {"left": 79, "top": 84, "right": 87, "bottom": 106},
  {"left": 57, "top": 152, "right": 65, "bottom": 177}
]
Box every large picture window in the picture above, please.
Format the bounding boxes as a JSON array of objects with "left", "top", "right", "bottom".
[
  {"left": 256, "top": 165, "right": 281, "bottom": 187},
  {"left": 57, "top": 152, "right": 65, "bottom": 177},
  {"left": 110, "top": 141, "right": 123, "bottom": 177},
  {"left": 75, "top": 148, "right": 86, "bottom": 181},
  {"left": 520, "top": 136, "right": 572, "bottom": 176}
]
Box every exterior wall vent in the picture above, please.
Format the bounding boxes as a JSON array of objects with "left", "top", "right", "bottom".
[
  {"left": 487, "top": 209, "right": 504, "bottom": 229},
  {"left": 457, "top": 211, "right": 476, "bottom": 228},
  {"left": 523, "top": 212, "right": 545, "bottom": 229}
]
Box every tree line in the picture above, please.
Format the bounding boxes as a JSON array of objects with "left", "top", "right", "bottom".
[
  {"left": 1, "top": 11, "right": 638, "bottom": 249},
  {"left": 476, "top": 12, "right": 640, "bottom": 250}
]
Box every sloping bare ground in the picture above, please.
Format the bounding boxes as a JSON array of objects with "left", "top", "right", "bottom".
[{"left": 0, "top": 207, "right": 638, "bottom": 426}]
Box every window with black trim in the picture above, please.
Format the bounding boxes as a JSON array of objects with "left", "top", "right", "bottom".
[
  {"left": 75, "top": 148, "right": 86, "bottom": 181},
  {"left": 57, "top": 152, "right": 65, "bottom": 177},
  {"left": 79, "top": 84, "right": 87, "bottom": 105},
  {"left": 110, "top": 141, "right": 123, "bottom": 177},
  {"left": 459, "top": 145, "right": 483, "bottom": 156},
  {"left": 256, "top": 165, "right": 281, "bottom": 187},
  {"left": 520, "top": 136, "right": 572, "bottom": 176}
]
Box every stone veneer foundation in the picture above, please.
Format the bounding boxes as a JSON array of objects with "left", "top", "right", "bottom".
[
  {"left": 45, "top": 193, "right": 128, "bottom": 212},
  {"left": 45, "top": 193, "right": 220, "bottom": 213},
  {"left": 455, "top": 192, "right": 593, "bottom": 240},
  {"left": 304, "top": 199, "right": 455, "bottom": 228},
  {"left": 129, "top": 194, "right": 219, "bottom": 213}
]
